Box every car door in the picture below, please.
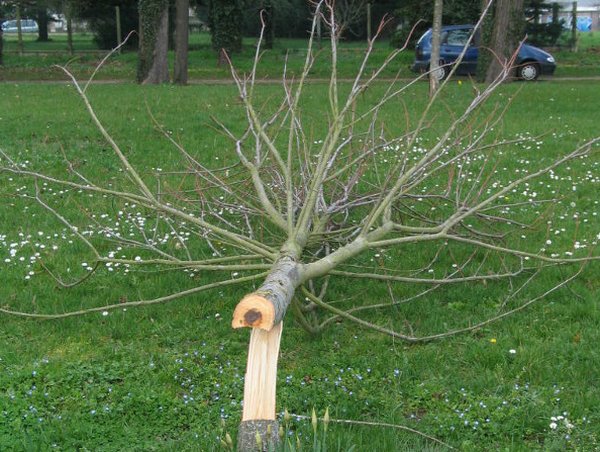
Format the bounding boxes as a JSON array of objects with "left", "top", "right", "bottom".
[{"left": 440, "top": 28, "right": 478, "bottom": 75}]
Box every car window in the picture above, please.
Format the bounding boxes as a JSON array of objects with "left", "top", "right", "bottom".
[{"left": 444, "top": 29, "right": 473, "bottom": 46}]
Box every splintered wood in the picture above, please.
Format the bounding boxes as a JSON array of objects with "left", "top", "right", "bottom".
[{"left": 241, "top": 322, "right": 283, "bottom": 421}]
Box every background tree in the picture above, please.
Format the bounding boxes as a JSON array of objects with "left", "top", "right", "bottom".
[
  {"left": 73, "top": 0, "right": 138, "bottom": 49},
  {"left": 138, "top": 0, "right": 170, "bottom": 83},
  {"left": 173, "top": 0, "right": 189, "bottom": 84},
  {"left": 207, "top": 0, "right": 242, "bottom": 63},
  {"left": 241, "top": 0, "right": 312, "bottom": 40},
  {"left": 261, "top": 0, "right": 274, "bottom": 49},
  {"left": 34, "top": 0, "right": 50, "bottom": 41},
  {"left": 478, "top": 0, "right": 525, "bottom": 83},
  {"left": 525, "top": 0, "right": 563, "bottom": 46},
  {"left": 429, "top": 0, "right": 443, "bottom": 96},
  {"left": 0, "top": 1, "right": 8, "bottom": 65}
]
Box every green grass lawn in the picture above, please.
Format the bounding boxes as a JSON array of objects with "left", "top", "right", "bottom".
[{"left": 0, "top": 79, "right": 599, "bottom": 450}]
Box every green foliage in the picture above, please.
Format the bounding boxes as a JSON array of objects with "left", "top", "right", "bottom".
[
  {"left": 208, "top": 0, "right": 243, "bottom": 54},
  {"left": 525, "top": 1, "right": 564, "bottom": 47},
  {"left": 390, "top": 0, "right": 481, "bottom": 48},
  {"left": 73, "top": 0, "right": 139, "bottom": 49},
  {"left": 241, "top": 0, "right": 312, "bottom": 41}
]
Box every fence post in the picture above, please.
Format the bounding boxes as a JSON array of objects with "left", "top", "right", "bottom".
[{"left": 116, "top": 6, "right": 122, "bottom": 53}]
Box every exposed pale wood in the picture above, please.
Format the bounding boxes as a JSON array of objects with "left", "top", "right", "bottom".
[
  {"left": 232, "top": 294, "right": 275, "bottom": 330},
  {"left": 241, "top": 322, "right": 283, "bottom": 421}
]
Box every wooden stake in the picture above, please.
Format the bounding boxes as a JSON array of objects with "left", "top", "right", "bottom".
[{"left": 237, "top": 322, "right": 283, "bottom": 450}]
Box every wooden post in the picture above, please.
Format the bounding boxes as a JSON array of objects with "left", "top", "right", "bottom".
[
  {"left": 236, "top": 322, "right": 283, "bottom": 451},
  {"left": 16, "top": 4, "right": 23, "bottom": 56},
  {"left": 317, "top": 13, "right": 322, "bottom": 49},
  {"left": 571, "top": 1, "right": 578, "bottom": 52},
  {"left": 366, "top": 2, "right": 371, "bottom": 42},
  {"left": 115, "top": 6, "right": 122, "bottom": 53},
  {"left": 66, "top": 2, "right": 73, "bottom": 55}
]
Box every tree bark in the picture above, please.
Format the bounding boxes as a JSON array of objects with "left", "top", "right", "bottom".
[
  {"left": 0, "top": 28, "right": 3, "bottom": 65},
  {"left": 262, "top": 0, "right": 274, "bottom": 50},
  {"left": 138, "top": 0, "right": 170, "bottom": 84},
  {"left": 174, "top": 0, "right": 189, "bottom": 84},
  {"left": 429, "top": 0, "right": 443, "bottom": 96},
  {"left": 36, "top": 6, "right": 50, "bottom": 42},
  {"left": 232, "top": 255, "right": 302, "bottom": 330},
  {"left": 66, "top": 2, "right": 73, "bottom": 55},
  {"left": 483, "top": 0, "right": 525, "bottom": 83}
]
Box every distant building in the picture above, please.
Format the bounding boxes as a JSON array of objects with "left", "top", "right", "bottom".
[{"left": 540, "top": 1, "right": 600, "bottom": 31}]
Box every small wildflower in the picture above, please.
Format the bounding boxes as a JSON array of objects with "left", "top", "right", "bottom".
[
  {"left": 490, "top": 338, "right": 497, "bottom": 344},
  {"left": 509, "top": 349, "right": 516, "bottom": 354},
  {"left": 102, "top": 311, "right": 109, "bottom": 317}
]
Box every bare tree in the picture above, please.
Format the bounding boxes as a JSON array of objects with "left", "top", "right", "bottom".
[
  {"left": 1, "top": 1, "right": 599, "bottom": 448},
  {"left": 429, "top": 0, "right": 443, "bottom": 96}
]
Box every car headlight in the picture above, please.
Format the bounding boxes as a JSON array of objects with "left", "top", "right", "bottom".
[{"left": 546, "top": 56, "right": 555, "bottom": 63}]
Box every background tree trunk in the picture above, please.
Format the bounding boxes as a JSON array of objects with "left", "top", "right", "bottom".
[
  {"left": 207, "top": 0, "right": 243, "bottom": 65},
  {"left": 174, "top": 0, "right": 189, "bottom": 84},
  {"left": 66, "top": 2, "right": 73, "bottom": 55},
  {"left": 138, "top": 0, "right": 170, "bottom": 84},
  {"left": 0, "top": 28, "right": 3, "bottom": 66},
  {"left": 482, "top": 0, "right": 525, "bottom": 83},
  {"left": 36, "top": 6, "right": 50, "bottom": 42},
  {"left": 429, "top": 0, "right": 443, "bottom": 97},
  {"left": 262, "top": 0, "right": 274, "bottom": 50}
]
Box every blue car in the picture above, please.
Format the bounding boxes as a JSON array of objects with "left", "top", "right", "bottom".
[{"left": 411, "top": 24, "right": 556, "bottom": 81}]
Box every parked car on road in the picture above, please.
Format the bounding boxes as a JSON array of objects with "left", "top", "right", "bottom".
[
  {"left": 411, "top": 24, "right": 556, "bottom": 81},
  {"left": 1, "top": 19, "right": 39, "bottom": 33}
]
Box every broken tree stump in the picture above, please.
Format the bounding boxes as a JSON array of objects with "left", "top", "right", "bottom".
[{"left": 235, "top": 321, "right": 283, "bottom": 451}]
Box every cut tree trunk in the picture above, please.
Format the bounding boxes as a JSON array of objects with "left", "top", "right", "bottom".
[
  {"left": 232, "top": 252, "right": 303, "bottom": 449},
  {"left": 232, "top": 255, "right": 302, "bottom": 331}
]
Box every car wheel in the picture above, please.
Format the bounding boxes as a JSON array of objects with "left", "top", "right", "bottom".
[
  {"left": 518, "top": 62, "right": 540, "bottom": 81},
  {"left": 429, "top": 63, "right": 448, "bottom": 82}
]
